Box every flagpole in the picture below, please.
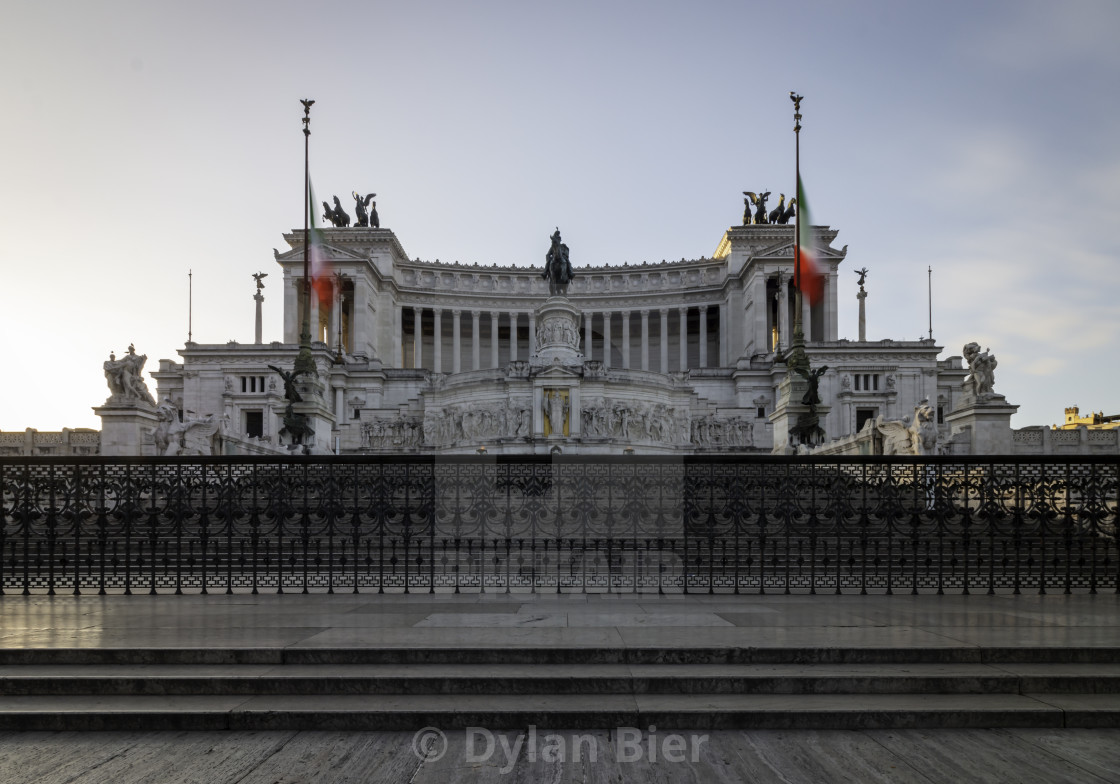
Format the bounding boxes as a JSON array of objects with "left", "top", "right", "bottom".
[
  {"left": 786, "top": 92, "right": 809, "bottom": 375},
  {"left": 928, "top": 266, "right": 933, "bottom": 340},
  {"left": 295, "top": 99, "right": 316, "bottom": 377},
  {"left": 188, "top": 269, "right": 193, "bottom": 343}
]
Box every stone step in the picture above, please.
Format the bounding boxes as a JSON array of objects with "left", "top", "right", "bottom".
[
  {"left": 3, "top": 646, "right": 1119, "bottom": 666},
  {"left": 1, "top": 693, "right": 1119, "bottom": 731},
  {"left": 4, "top": 663, "right": 1120, "bottom": 697}
]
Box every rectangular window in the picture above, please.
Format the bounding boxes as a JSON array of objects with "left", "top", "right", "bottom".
[
  {"left": 937, "top": 405, "right": 945, "bottom": 425},
  {"left": 241, "top": 377, "right": 247, "bottom": 393},
  {"left": 757, "top": 407, "right": 766, "bottom": 419},
  {"left": 244, "top": 410, "right": 264, "bottom": 438},
  {"left": 872, "top": 374, "right": 879, "bottom": 391}
]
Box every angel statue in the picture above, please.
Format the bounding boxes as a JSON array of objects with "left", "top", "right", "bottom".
[
  {"left": 268, "top": 365, "right": 311, "bottom": 404},
  {"left": 743, "top": 191, "right": 771, "bottom": 225},
  {"left": 855, "top": 267, "right": 869, "bottom": 288},
  {"left": 352, "top": 192, "right": 379, "bottom": 228},
  {"left": 795, "top": 364, "right": 828, "bottom": 409}
]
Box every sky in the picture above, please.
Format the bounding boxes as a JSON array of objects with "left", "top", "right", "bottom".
[{"left": 2, "top": 0, "right": 1118, "bottom": 432}]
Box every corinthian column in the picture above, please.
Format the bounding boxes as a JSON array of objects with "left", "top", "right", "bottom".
[
  {"left": 471, "top": 310, "right": 481, "bottom": 370},
  {"left": 433, "top": 308, "right": 443, "bottom": 372},
  {"left": 452, "top": 309, "right": 462, "bottom": 373},
  {"left": 602, "top": 311, "right": 612, "bottom": 368}
]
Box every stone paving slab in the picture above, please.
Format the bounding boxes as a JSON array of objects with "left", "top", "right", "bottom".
[{"left": 3, "top": 729, "right": 1120, "bottom": 783}]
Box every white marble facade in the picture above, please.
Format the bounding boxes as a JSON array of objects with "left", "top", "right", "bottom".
[{"left": 150, "top": 223, "right": 970, "bottom": 455}]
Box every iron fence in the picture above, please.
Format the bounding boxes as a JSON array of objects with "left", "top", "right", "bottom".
[{"left": 2, "top": 455, "right": 1117, "bottom": 595}]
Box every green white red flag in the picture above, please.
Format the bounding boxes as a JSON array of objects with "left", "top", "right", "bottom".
[
  {"left": 795, "top": 174, "right": 824, "bottom": 305},
  {"left": 307, "top": 180, "right": 330, "bottom": 305}
]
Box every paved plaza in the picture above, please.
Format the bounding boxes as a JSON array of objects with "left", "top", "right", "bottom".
[{"left": 2, "top": 592, "right": 1119, "bottom": 781}]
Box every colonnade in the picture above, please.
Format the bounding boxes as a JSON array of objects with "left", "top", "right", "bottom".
[{"left": 401, "top": 305, "right": 722, "bottom": 373}]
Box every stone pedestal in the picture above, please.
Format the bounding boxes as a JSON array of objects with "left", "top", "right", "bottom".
[
  {"left": 768, "top": 375, "right": 830, "bottom": 454},
  {"left": 287, "top": 373, "right": 336, "bottom": 454},
  {"left": 945, "top": 396, "right": 1019, "bottom": 455},
  {"left": 530, "top": 296, "right": 583, "bottom": 366},
  {"left": 94, "top": 404, "right": 158, "bottom": 457}
]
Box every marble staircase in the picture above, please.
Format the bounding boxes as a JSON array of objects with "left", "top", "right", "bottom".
[{"left": 3, "top": 645, "right": 1119, "bottom": 731}]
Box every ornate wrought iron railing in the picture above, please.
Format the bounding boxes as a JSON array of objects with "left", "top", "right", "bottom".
[{"left": 2, "top": 456, "right": 1117, "bottom": 595}]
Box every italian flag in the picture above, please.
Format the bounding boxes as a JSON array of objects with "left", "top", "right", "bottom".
[
  {"left": 307, "top": 180, "right": 330, "bottom": 305},
  {"left": 795, "top": 174, "right": 825, "bottom": 305}
]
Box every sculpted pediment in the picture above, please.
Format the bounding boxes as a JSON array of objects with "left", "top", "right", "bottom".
[
  {"left": 534, "top": 363, "right": 582, "bottom": 380},
  {"left": 274, "top": 243, "right": 367, "bottom": 263},
  {"left": 751, "top": 241, "right": 848, "bottom": 261}
]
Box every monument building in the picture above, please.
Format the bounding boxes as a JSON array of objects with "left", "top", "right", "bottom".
[{"left": 142, "top": 217, "right": 972, "bottom": 457}]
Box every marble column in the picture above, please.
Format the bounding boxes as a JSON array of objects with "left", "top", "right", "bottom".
[
  {"left": 621, "top": 311, "right": 631, "bottom": 368},
  {"left": 753, "top": 272, "right": 767, "bottom": 356},
  {"left": 828, "top": 269, "right": 839, "bottom": 341},
  {"left": 254, "top": 289, "right": 264, "bottom": 345},
  {"left": 778, "top": 274, "right": 790, "bottom": 352},
  {"left": 659, "top": 308, "right": 669, "bottom": 373},
  {"left": 433, "top": 308, "right": 443, "bottom": 373},
  {"left": 640, "top": 310, "right": 650, "bottom": 371},
  {"left": 602, "top": 311, "right": 612, "bottom": 368},
  {"left": 413, "top": 307, "right": 423, "bottom": 369},
  {"left": 528, "top": 312, "right": 536, "bottom": 357},
  {"left": 585, "top": 313, "right": 593, "bottom": 362},
  {"left": 283, "top": 277, "right": 297, "bottom": 343},
  {"left": 471, "top": 310, "right": 481, "bottom": 370},
  {"left": 719, "top": 302, "right": 727, "bottom": 367},
  {"left": 679, "top": 306, "right": 689, "bottom": 371},
  {"left": 330, "top": 281, "right": 342, "bottom": 352},
  {"left": 311, "top": 291, "right": 321, "bottom": 343},
  {"left": 490, "top": 311, "right": 500, "bottom": 368},
  {"left": 452, "top": 309, "right": 462, "bottom": 374},
  {"left": 509, "top": 312, "right": 518, "bottom": 362},
  {"left": 393, "top": 305, "right": 402, "bottom": 367},
  {"left": 858, "top": 288, "right": 868, "bottom": 341},
  {"left": 698, "top": 305, "right": 708, "bottom": 368},
  {"left": 803, "top": 292, "right": 813, "bottom": 343}
]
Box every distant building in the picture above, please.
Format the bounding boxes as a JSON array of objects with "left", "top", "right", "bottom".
[
  {"left": 1055, "top": 407, "right": 1120, "bottom": 430},
  {"left": 0, "top": 428, "right": 101, "bottom": 456}
]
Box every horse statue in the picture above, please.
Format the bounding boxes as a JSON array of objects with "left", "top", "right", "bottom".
[
  {"left": 777, "top": 197, "right": 797, "bottom": 224},
  {"left": 321, "top": 197, "right": 350, "bottom": 227},
  {"left": 542, "top": 228, "right": 574, "bottom": 296},
  {"left": 768, "top": 194, "right": 786, "bottom": 224}
]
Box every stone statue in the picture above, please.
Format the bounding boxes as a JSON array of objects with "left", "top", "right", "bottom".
[
  {"left": 542, "top": 228, "right": 574, "bottom": 296},
  {"left": 795, "top": 364, "right": 828, "bottom": 409},
  {"left": 322, "top": 196, "right": 351, "bottom": 227},
  {"left": 544, "top": 389, "right": 568, "bottom": 436},
  {"left": 743, "top": 191, "right": 771, "bottom": 225},
  {"left": 151, "top": 399, "right": 217, "bottom": 456},
  {"left": 268, "top": 364, "right": 314, "bottom": 447},
  {"left": 962, "top": 342, "right": 998, "bottom": 400},
  {"left": 855, "top": 267, "right": 869, "bottom": 287},
  {"left": 103, "top": 344, "right": 156, "bottom": 407},
  {"left": 267, "top": 365, "right": 309, "bottom": 405},
  {"left": 352, "top": 192, "right": 378, "bottom": 228},
  {"left": 876, "top": 400, "right": 939, "bottom": 456}
]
